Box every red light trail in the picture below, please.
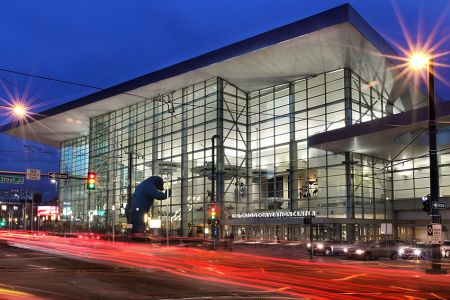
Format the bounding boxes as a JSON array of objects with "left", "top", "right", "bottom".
[{"left": 0, "top": 232, "right": 449, "bottom": 300}]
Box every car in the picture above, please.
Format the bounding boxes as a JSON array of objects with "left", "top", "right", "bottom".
[
  {"left": 345, "top": 239, "right": 411, "bottom": 260},
  {"left": 398, "top": 243, "right": 431, "bottom": 260},
  {"left": 306, "top": 240, "right": 349, "bottom": 256},
  {"left": 442, "top": 240, "right": 450, "bottom": 258}
]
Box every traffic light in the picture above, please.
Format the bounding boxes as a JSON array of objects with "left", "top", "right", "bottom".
[
  {"left": 209, "top": 202, "right": 219, "bottom": 238},
  {"left": 209, "top": 203, "right": 217, "bottom": 221},
  {"left": 86, "top": 172, "right": 97, "bottom": 190},
  {"left": 0, "top": 220, "right": 5, "bottom": 227},
  {"left": 422, "top": 194, "right": 431, "bottom": 214}
]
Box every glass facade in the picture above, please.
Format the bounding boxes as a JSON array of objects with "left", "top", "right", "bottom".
[
  {"left": 59, "top": 68, "right": 411, "bottom": 241},
  {"left": 60, "top": 136, "right": 89, "bottom": 220},
  {"left": 393, "top": 150, "right": 450, "bottom": 199}
]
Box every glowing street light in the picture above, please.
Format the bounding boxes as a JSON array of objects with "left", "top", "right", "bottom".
[
  {"left": 408, "top": 52, "right": 429, "bottom": 70},
  {"left": 12, "top": 104, "right": 27, "bottom": 118},
  {"left": 0, "top": 103, "right": 29, "bottom": 119}
]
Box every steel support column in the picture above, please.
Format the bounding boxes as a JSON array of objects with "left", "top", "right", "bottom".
[
  {"left": 180, "top": 88, "right": 190, "bottom": 236},
  {"left": 289, "top": 82, "right": 298, "bottom": 210},
  {"left": 216, "top": 78, "right": 225, "bottom": 238},
  {"left": 344, "top": 152, "right": 355, "bottom": 242},
  {"left": 344, "top": 68, "right": 352, "bottom": 127}
]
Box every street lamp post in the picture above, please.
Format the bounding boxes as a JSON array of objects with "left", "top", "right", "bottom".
[
  {"left": 425, "top": 59, "right": 445, "bottom": 274},
  {"left": 410, "top": 54, "right": 446, "bottom": 274}
]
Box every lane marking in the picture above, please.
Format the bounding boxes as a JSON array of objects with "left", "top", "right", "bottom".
[
  {"left": 389, "top": 286, "right": 418, "bottom": 292},
  {"left": 332, "top": 273, "right": 367, "bottom": 281},
  {"left": 0, "top": 287, "right": 33, "bottom": 297},
  {"left": 430, "top": 292, "right": 448, "bottom": 300}
]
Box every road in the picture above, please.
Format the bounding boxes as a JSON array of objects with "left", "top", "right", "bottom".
[
  {"left": 0, "top": 239, "right": 282, "bottom": 299},
  {"left": 0, "top": 232, "right": 449, "bottom": 300}
]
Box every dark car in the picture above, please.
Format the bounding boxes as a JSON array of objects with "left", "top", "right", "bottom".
[
  {"left": 346, "top": 239, "right": 410, "bottom": 260},
  {"left": 306, "top": 240, "right": 349, "bottom": 256}
]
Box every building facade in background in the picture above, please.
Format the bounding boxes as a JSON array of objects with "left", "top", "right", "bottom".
[{"left": 3, "top": 4, "right": 448, "bottom": 242}]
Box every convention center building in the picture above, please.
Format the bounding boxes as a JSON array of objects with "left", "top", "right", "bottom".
[{"left": 2, "top": 4, "right": 449, "bottom": 242}]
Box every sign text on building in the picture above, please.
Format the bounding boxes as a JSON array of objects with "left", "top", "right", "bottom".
[
  {"left": 37, "top": 206, "right": 59, "bottom": 217},
  {"left": 231, "top": 211, "right": 316, "bottom": 219}
]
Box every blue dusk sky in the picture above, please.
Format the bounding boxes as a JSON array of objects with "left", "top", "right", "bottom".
[{"left": 0, "top": 0, "right": 449, "bottom": 200}]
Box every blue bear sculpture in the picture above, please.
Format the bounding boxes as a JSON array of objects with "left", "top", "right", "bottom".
[{"left": 125, "top": 176, "right": 167, "bottom": 234}]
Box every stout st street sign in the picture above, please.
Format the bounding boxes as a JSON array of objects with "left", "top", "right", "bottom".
[{"left": 0, "top": 175, "right": 24, "bottom": 185}]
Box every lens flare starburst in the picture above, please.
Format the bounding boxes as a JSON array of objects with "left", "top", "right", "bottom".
[
  {"left": 382, "top": 2, "right": 450, "bottom": 90},
  {"left": 11, "top": 103, "right": 28, "bottom": 118},
  {"left": 409, "top": 52, "right": 429, "bottom": 70}
]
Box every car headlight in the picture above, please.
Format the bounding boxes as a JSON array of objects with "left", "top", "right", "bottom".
[
  {"left": 413, "top": 249, "right": 421, "bottom": 256},
  {"left": 307, "top": 243, "right": 311, "bottom": 248},
  {"left": 398, "top": 248, "right": 405, "bottom": 255},
  {"left": 317, "top": 243, "right": 324, "bottom": 250},
  {"left": 343, "top": 248, "right": 348, "bottom": 253},
  {"left": 355, "top": 249, "right": 365, "bottom": 255}
]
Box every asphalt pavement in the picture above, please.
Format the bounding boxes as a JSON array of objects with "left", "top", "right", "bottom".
[
  {"left": 0, "top": 233, "right": 450, "bottom": 300},
  {"left": 0, "top": 241, "right": 289, "bottom": 300}
]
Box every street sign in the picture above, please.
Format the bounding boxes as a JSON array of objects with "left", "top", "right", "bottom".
[
  {"left": 48, "top": 172, "right": 69, "bottom": 180},
  {"left": 432, "top": 202, "right": 446, "bottom": 209},
  {"left": 428, "top": 224, "right": 442, "bottom": 244},
  {"left": 26, "top": 169, "right": 41, "bottom": 180},
  {"left": 0, "top": 175, "right": 24, "bottom": 184}
]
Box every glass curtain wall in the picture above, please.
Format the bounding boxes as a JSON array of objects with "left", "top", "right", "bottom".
[
  {"left": 89, "top": 78, "right": 218, "bottom": 236},
  {"left": 221, "top": 80, "right": 249, "bottom": 219},
  {"left": 350, "top": 70, "right": 404, "bottom": 123},
  {"left": 352, "top": 153, "right": 393, "bottom": 220},
  {"left": 60, "top": 136, "right": 89, "bottom": 221},
  {"left": 248, "top": 69, "right": 398, "bottom": 220},
  {"left": 61, "top": 67, "right": 405, "bottom": 235},
  {"left": 393, "top": 149, "right": 450, "bottom": 200}
]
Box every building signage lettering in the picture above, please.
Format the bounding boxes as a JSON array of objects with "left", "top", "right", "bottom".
[
  {"left": 231, "top": 211, "right": 316, "bottom": 219},
  {"left": 37, "top": 206, "right": 59, "bottom": 217}
]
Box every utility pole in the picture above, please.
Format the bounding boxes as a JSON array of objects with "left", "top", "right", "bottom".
[{"left": 426, "top": 59, "right": 446, "bottom": 274}]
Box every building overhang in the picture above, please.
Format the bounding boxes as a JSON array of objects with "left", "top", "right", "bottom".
[
  {"left": 1, "top": 4, "right": 425, "bottom": 147},
  {"left": 308, "top": 101, "right": 450, "bottom": 161}
]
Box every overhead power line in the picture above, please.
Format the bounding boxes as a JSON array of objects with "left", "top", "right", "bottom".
[{"left": 0, "top": 66, "right": 150, "bottom": 102}]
